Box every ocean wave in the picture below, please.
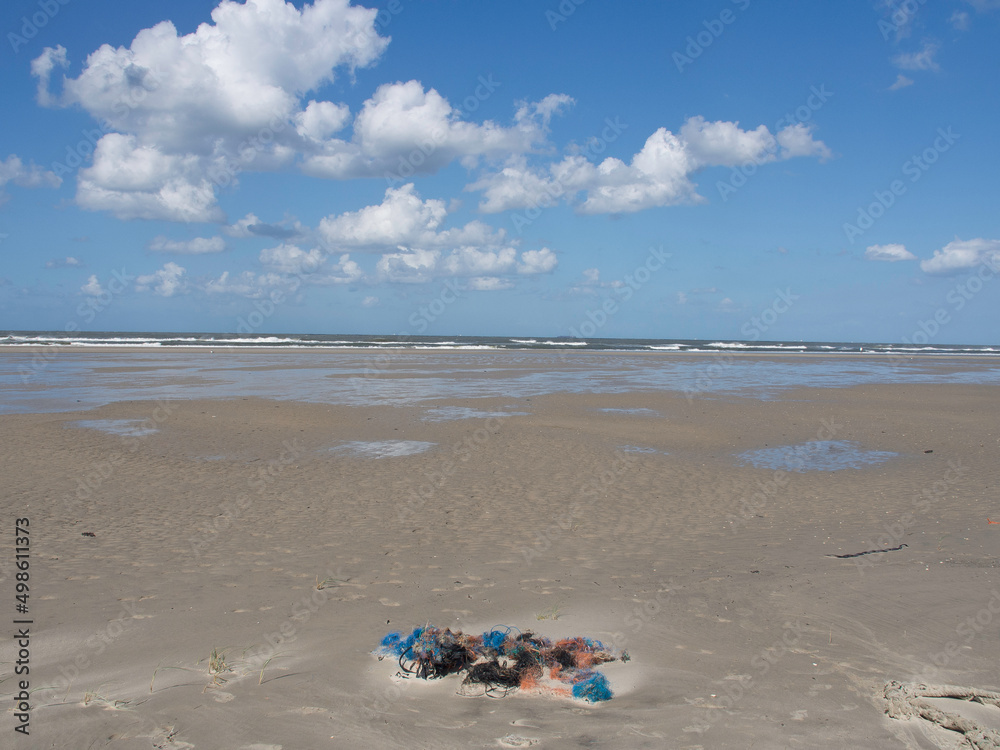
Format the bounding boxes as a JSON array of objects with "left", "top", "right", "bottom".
[{"left": 3, "top": 332, "right": 999, "bottom": 356}]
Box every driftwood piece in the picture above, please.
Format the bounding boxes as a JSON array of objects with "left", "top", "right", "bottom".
[{"left": 884, "top": 681, "right": 1000, "bottom": 749}]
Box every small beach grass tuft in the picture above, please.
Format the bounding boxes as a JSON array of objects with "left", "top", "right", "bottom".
[
  {"left": 149, "top": 662, "right": 198, "bottom": 693},
  {"left": 203, "top": 647, "right": 234, "bottom": 689},
  {"left": 257, "top": 653, "right": 288, "bottom": 685},
  {"left": 535, "top": 604, "right": 562, "bottom": 621}
]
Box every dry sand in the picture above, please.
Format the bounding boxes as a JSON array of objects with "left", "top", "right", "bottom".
[{"left": 2, "top": 359, "right": 999, "bottom": 748}]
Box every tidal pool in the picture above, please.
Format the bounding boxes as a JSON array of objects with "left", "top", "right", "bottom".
[{"left": 737, "top": 440, "right": 897, "bottom": 472}]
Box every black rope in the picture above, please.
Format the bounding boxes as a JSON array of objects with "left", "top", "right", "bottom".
[{"left": 828, "top": 543, "right": 908, "bottom": 558}]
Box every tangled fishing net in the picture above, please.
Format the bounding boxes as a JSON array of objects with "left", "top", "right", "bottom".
[{"left": 374, "top": 625, "right": 629, "bottom": 702}]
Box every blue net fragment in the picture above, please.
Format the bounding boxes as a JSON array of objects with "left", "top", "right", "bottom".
[{"left": 372, "top": 624, "right": 628, "bottom": 702}]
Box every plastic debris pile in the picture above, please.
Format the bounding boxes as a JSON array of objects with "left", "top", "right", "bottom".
[{"left": 374, "top": 625, "right": 628, "bottom": 702}]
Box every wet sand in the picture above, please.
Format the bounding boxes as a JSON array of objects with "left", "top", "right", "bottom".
[{"left": 1, "top": 353, "right": 999, "bottom": 748}]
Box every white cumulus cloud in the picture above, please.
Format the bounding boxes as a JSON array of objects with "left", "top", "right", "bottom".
[
  {"left": 252, "top": 243, "right": 361, "bottom": 286},
  {"left": 294, "top": 100, "right": 352, "bottom": 142},
  {"left": 259, "top": 243, "right": 324, "bottom": 275},
  {"left": 441, "top": 247, "right": 517, "bottom": 276},
  {"left": 32, "top": 0, "right": 390, "bottom": 222},
  {"left": 467, "top": 277, "right": 514, "bottom": 291},
  {"left": 372, "top": 245, "right": 557, "bottom": 286},
  {"left": 202, "top": 270, "right": 297, "bottom": 298},
  {"left": 318, "top": 184, "right": 505, "bottom": 250},
  {"left": 77, "top": 134, "right": 224, "bottom": 222},
  {"left": 302, "top": 82, "right": 569, "bottom": 180},
  {"left": 0, "top": 154, "right": 62, "bottom": 203},
  {"left": 468, "top": 116, "right": 831, "bottom": 215},
  {"left": 517, "top": 248, "right": 557, "bottom": 275},
  {"left": 135, "top": 262, "right": 186, "bottom": 296},
  {"left": 375, "top": 248, "right": 440, "bottom": 284},
  {"left": 38, "top": 0, "right": 387, "bottom": 148},
  {"left": 149, "top": 235, "right": 226, "bottom": 254},
  {"left": 865, "top": 243, "right": 916, "bottom": 262},
  {"left": 46, "top": 256, "right": 84, "bottom": 269},
  {"left": 81, "top": 274, "right": 105, "bottom": 296},
  {"left": 920, "top": 238, "right": 1000, "bottom": 274}
]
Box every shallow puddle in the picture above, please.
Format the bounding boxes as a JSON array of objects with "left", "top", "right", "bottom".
[
  {"left": 620, "top": 445, "right": 668, "bottom": 455},
  {"left": 327, "top": 440, "right": 436, "bottom": 459},
  {"left": 422, "top": 406, "right": 527, "bottom": 421},
  {"left": 600, "top": 408, "right": 660, "bottom": 416},
  {"left": 737, "top": 440, "right": 897, "bottom": 472},
  {"left": 70, "top": 419, "right": 159, "bottom": 437}
]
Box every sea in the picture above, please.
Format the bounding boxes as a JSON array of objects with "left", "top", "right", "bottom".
[
  {"left": 1, "top": 330, "right": 998, "bottom": 355},
  {"left": 2, "top": 330, "right": 999, "bottom": 414}
]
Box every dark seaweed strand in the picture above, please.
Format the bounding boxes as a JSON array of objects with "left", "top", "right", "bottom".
[{"left": 828, "top": 543, "right": 908, "bottom": 559}]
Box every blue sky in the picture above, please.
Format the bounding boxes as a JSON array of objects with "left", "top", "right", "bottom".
[{"left": 1, "top": 0, "right": 998, "bottom": 343}]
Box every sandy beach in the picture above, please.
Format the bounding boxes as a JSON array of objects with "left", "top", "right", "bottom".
[{"left": 2, "top": 350, "right": 999, "bottom": 748}]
